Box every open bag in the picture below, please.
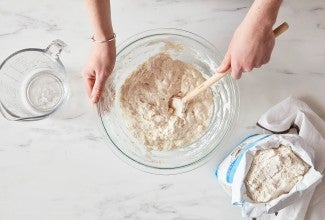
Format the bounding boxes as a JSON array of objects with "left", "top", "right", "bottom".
[{"left": 216, "top": 97, "right": 325, "bottom": 219}]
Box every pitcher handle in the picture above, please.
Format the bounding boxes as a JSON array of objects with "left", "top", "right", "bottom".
[{"left": 45, "top": 39, "right": 68, "bottom": 59}]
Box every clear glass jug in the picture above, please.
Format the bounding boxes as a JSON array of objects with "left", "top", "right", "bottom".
[{"left": 0, "top": 39, "right": 69, "bottom": 121}]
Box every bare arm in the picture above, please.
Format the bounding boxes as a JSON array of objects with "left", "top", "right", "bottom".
[
  {"left": 217, "top": 0, "right": 283, "bottom": 79},
  {"left": 83, "top": 0, "right": 116, "bottom": 103},
  {"left": 86, "top": 0, "right": 114, "bottom": 40}
]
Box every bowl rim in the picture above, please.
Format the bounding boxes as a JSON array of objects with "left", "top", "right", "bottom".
[{"left": 98, "top": 28, "right": 240, "bottom": 174}]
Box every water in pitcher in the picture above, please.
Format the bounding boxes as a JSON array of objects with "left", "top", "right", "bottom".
[
  {"left": 0, "top": 40, "right": 68, "bottom": 120},
  {"left": 24, "top": 68, "right": 64, "bottom": 113}
]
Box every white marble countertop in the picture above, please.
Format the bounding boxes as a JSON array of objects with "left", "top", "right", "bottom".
[{"left": 0, "top": 0, "right": 324, "bottom": 219}]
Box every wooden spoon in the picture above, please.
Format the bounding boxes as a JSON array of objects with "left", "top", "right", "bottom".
[{"left": 172, "top": 22, "right": 289, "bottom": 117}]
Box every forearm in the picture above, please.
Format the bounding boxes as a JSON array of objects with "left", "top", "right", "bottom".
[
  {"left": 218, "top": 0, "right": 283, "bottom": 77},
  {"left": 85, "top": 0, "right": 114, "bottom": 40},
  {"left": 244, "top": 0, "right": 282, "bottom": 29}
]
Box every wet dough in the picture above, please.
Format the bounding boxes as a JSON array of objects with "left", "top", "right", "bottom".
[{"left": 120, "top": 53, "right": 213, "bottom": 151}]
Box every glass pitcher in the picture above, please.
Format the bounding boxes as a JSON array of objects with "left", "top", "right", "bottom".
[{"left": 0, "top": 39, "right": 69, "bottom": 121}]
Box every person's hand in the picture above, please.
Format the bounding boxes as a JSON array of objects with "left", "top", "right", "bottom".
[
  {"left": 217, "top": 18, "right": 275, "bottom": 79},
  {"left": 83, "top": 42, "right": 116, "bottom": 103}
]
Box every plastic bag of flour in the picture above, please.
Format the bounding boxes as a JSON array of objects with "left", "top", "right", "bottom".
[{"left": 215, "top": 134, "right": 323, "bottom": 218}]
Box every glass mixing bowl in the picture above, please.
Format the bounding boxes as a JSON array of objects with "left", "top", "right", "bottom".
[{"left": 98, "top": 29, "right": 239, "bottom": 174}]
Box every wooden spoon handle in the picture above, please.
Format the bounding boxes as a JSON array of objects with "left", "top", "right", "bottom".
[
  {"left": 182, "top": 22, "right": 289, "bottom": 104},
  {"left": 273, "top": 22, "right": 289, "bottom": 37},
  {"left": 182, "top": 70, "right": 229, "bottom": 103}
]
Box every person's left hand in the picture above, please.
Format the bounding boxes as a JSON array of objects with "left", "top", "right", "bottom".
[{"left": 82, "top": 42, "right": 116, "bottom": 104}]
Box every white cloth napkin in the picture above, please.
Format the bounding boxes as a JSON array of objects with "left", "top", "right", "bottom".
[{"left": 257, "top": 97, "right": 325, "bottom": 220}]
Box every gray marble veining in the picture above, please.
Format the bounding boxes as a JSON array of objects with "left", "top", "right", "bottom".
[{"left": 0, "top": 0, "right": 324, "bottom": 219}]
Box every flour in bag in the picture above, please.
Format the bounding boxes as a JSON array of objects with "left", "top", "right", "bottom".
[{"left": 245, "top": 145, "right": 310, "bottom": 203}]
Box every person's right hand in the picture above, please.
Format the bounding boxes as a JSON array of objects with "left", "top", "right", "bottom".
[
  {"left": 82, "top": 42, "right": 116, "bottom": 104},
  {"left": 216, "top": 0, "right": 282, "bottom": 79},
  {"left": 217, "top": 18, "right": 275, "bottom": 79}
]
